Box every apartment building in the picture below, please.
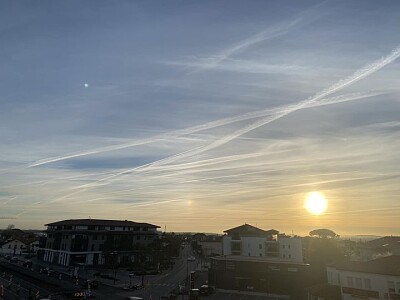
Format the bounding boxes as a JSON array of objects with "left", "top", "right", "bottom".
[
  {"left": 222, "top": 224, "right": 303, "bottom": 263},
  {"left": 209, "top": 224, "right": 308, "bottom": 298},
  {"left": 41, "top": 219, "right": 160, "bottom": 266},
  {"left": 327, "top": 255, "right": 400, "bottom": 300}
]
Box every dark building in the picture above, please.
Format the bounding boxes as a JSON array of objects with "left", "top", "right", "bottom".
[
  {"left": 41, "top": 219, "right": 160, "bottom": 266},
  {"left": 209, "top": 255, "right": 309, "bottom": 299}
]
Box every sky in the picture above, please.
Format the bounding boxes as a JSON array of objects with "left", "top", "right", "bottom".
[{"left": 1, "top": 0, "right": 400, "bottom": 236}]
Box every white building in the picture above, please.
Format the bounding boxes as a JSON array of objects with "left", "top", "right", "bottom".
[
  {"left": 222, "top": 224, "right": 304, "bottom": 263},
  {"left": 327, "top": 255, "right": 400, "bottom": 300},
  {"left": 0, "top": 238, "right": 28, "bottom": 256}
]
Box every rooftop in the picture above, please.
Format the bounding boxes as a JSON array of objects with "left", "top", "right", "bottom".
[
  {"left": 212, "top": 255, "right": 308, "bottom": 266},
  {"left": 329, "top": 255, "right": 400, "bottom": 276},
  {"left": 362, "top": 236, "right": 400, "bottom": 250},
  {"left": 224, "top": 224, "right": 279, "bottom": 237},
  {"left": 45, "top": 219, "right": 160, "bottom": 228}
]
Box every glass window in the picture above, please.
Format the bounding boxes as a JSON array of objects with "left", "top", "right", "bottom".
[
  {"left": 364, "top": 278, "right": 371, "bottom": 289},
  {"left": 355, "top": 277, "right": 362, "bottom": 288},
  {"left": 347, "top": 276, "right": 354, "bottom": 287},
  {"left": 388, "top": 281, "right": 395, "bottom": 293}
]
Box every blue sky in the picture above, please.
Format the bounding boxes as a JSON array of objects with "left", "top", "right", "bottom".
[{"left": 1, "top": 0, "right": 400, "bottom": 235}]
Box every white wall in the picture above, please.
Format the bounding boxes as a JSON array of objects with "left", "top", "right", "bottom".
[
  {"left": 278, "top": 237, "right": 303, "bottom": 263},
  {"left": 328, "top": 267, "right": 400, "bottom": 299},
  {"left": 241, "top": 237, "right": 266, "bottom": 257},
  {"left": 222, "top": 236, "right": 232, "bottom": 255},
  {"left": 0, "top": 240, "right": 27, "bottom": 255}
]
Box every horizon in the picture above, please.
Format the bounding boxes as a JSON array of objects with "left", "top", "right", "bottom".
[{"left": 1, "top": 0, "right": 400, "bottom": 236}]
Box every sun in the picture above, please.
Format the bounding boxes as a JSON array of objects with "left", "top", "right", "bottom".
[{"left": 304, "top": 192, "right": 327, "bottom": 215}]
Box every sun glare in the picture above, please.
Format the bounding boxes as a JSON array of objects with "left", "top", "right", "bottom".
[{"left": 304, "top": 192, "right": 327, "bottom": 215}]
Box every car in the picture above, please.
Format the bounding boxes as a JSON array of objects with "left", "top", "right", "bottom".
[
  {"left": 11, "top": 257, "right": 19, "bottom": 262},
  {"left": 82, "top": 280, "right": 99, "bottom": 289},
  {"left": 187, "top": 256, "right": 196, "bottom": 261},
  {"left": 22, "top": 260, "right": 33, "bottom": 268},
  {"left": 44, "top": 267, "right": 55, "bottom": 275},
  {"left": 199, "top": 285, "right": 214, "bottom": 296},
  {"left": 126, "top": 297, "right": 144, "bottom": 300}
]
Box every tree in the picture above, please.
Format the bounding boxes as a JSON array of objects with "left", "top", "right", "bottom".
[
  {"left": 6, "top": 224, "right": 15, "bottom": 230},
  {"left": 309, "top": 228, "right": 338, "bottom": 239}
]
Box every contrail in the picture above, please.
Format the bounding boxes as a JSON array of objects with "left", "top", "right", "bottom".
[
  {"left": 27, "top": 90, "right": 384, "bottom": 169},
  {"left": 57, "top": 46, "right": 400, "bottom": 194},
  {"left": 21, "top": 45, "right": 400, "bottom": 211}
]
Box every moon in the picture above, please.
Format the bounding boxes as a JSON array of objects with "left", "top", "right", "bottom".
[
  {"left": 84, "top": 83, "right": 89, "bottom": 88},
  {"left": 304, "top": 192, "right": 327, "bottom": 215}
]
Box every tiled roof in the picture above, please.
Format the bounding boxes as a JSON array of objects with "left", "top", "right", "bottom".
[
  {"left": 45, "top": 219, "right": 160, "bottom": 228},
  {"left": 329, "top": 255, "right": 400, "bottom": 276},
  {"left": 224, "top": 224, "right": 279, "bottom": 235}
]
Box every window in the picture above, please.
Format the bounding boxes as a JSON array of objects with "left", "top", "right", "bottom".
[
  {"left": 282, "top": 244, "right": 285, "bottom": 249},
  {"left": 110, "top": 226, "right": 115, "bottom": 230},
  {"left": 259, "top": 244, "right": 262, "bottom": 249},
  {"left": 288, "top": 245, "right": 291, "bottom": 249},
  {"left": 288, "top": 254, "right": 291, "bottom": 259},
  {"left": 355, "top": 277, "right": 362, "bottom": 288},
  {"left": 93, "top": 235, "right": 97, "bottom": 240},
  {"left": 347, "top": 276, "right": 354, "bottom": 287},
  {"left": 283, "top": 254, "right": 286, "bottom": 258},
  {"left": 91, "top": 244, "right": 95, "bottom": 251},
  {"left": 364, "top": 278, "right": 371, "bottom": 289},
  {"left": 387, "top": 281, "right": 395, "bottom": 293},
  {"left": 137, "top": 236, "right": 140, "bottom": 240},
  {"left": 248, "top": 243, "right": 250, "bottom": 248},
  {"left": 8, "top": 245, "right": 11, "bottom": 249}
]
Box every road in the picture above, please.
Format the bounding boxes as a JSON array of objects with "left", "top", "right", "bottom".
[
  {"left": 112, "top": 243, "right": 199, "bottom": 300},
  {"left": 0, "top": 244, "right": 199, "bottom": 300}
]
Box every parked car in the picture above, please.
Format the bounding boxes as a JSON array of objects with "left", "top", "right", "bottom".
[
  {"left": 11, "top": 257, "right": 19, "bottom": 263},
  {"left": 44, "top": 267, "right": 55, "bottom": 275},
  {"left": 199, "top": 285, "right": 214, "bottom": 296},
  {"left": 22, "top": 260, "right": 33, "bottom": 268},
  {"left": 187, "top": 256, "right": 196, "bottom": 261},
  {"left": 82, "top": 280, "right": 99, "bottom": 289}
]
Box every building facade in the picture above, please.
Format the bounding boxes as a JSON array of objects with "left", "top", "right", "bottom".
[
  {"left": 41, "top": 219, "right": 160, "bottom": 266},
  {"left": 222, "top": 224, "right": 304, "bottom": 263},
  {"left": 210, "top": 224, "right": 308, "bottom": 299},
  {"left": 0, "top": 239, "right": 28, "bottom": 256},
  {"left": 327, "top": 255, "right": 400, "bottom": 300}
]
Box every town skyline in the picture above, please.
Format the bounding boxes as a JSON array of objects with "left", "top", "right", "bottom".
[{"left": 1, "top": 1, "right": 400, "bottom": 236}]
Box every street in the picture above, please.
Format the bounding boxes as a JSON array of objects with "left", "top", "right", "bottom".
[{"left": 0, "top": 243, "right": 199, "bottom": 300}]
